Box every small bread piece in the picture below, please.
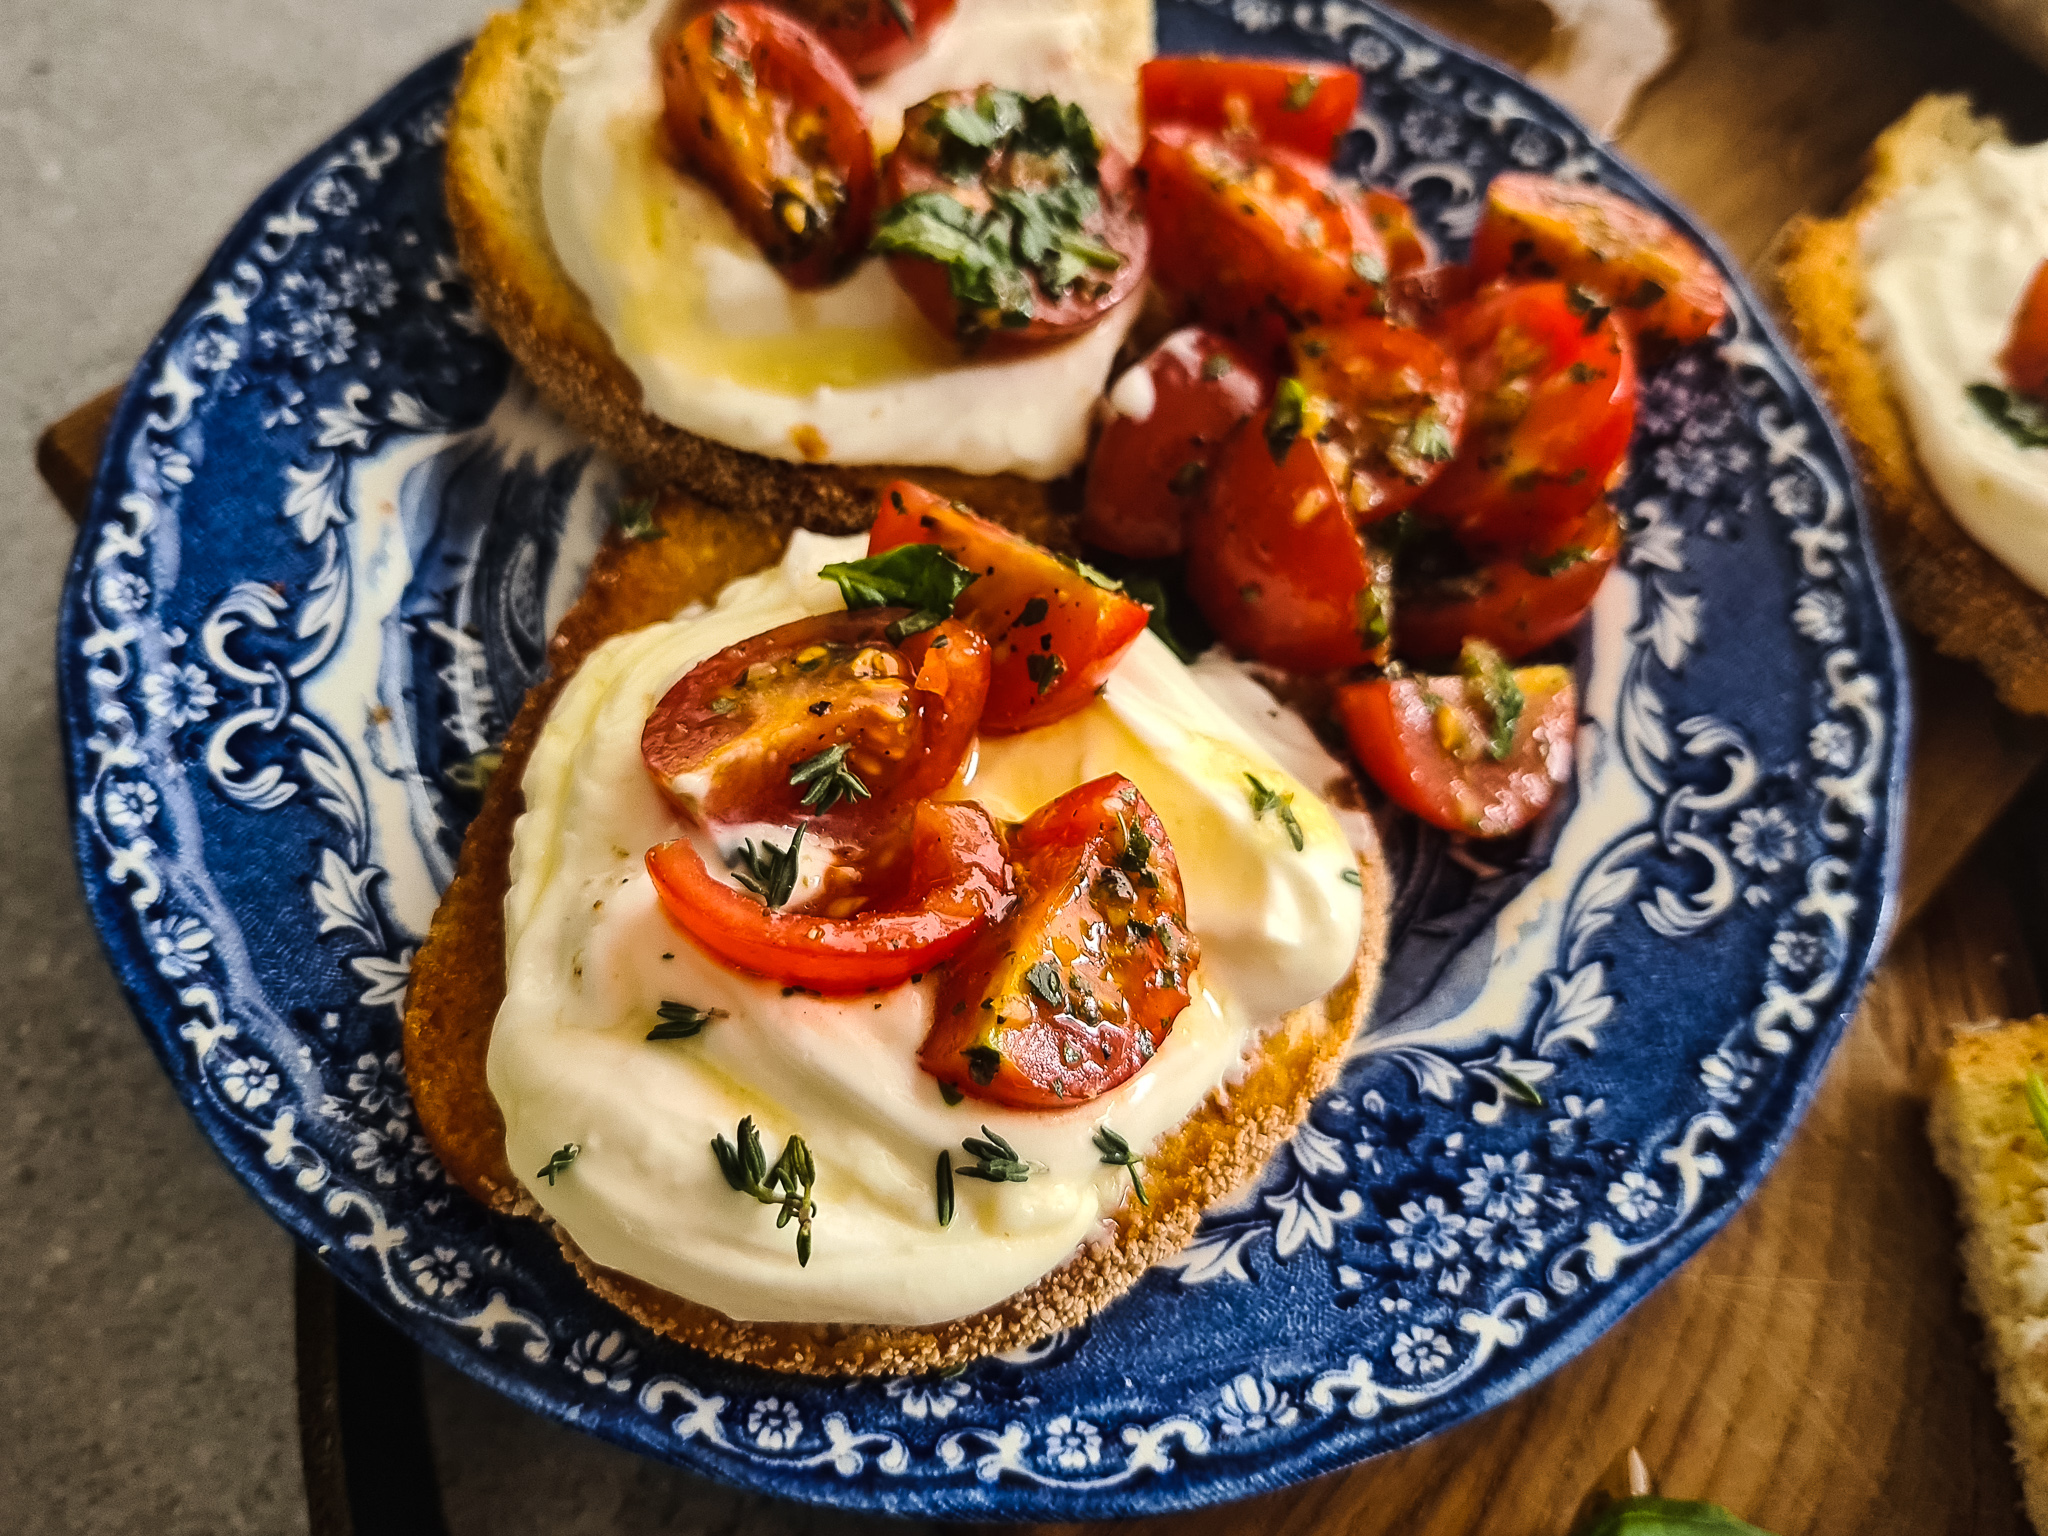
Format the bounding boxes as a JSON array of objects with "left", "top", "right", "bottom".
[
  {"left": 1929, "top": 1017, "right": 2048, "bottom": 1535},
  {"left": 1775, "top": 95, "right": 2048, "bottom": 717},
  {"left": 444, "top": 0, "right": 1066, "bottom": 534},
  {"left": 403, "top": 486, "right": 1392, "bottom": 1376}
]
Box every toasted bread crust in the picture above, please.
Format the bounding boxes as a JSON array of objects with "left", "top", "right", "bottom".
[
  {"left": 443, "top": 0, "right": 1065, "bottom": 532},
  {"left": 1773, "top": 94, "right": 2048, "bottom": 717},
  {"left": 403, "top": 485, "right": 1392, "bottom": 1376}
]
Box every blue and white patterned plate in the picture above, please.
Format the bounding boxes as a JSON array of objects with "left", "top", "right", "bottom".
[{"left": 58, "top": 0, "right": 1906, "bottom": 1519}]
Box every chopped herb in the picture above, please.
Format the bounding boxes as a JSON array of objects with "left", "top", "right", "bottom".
[
  {"left": 1567, "top": 361, "right": 1599, "bottom": 385},
  {"left": 1093, "top": 1125, "right": 1149, "bottom": 1205},
  {"left": 1495, "top": 1065, "right": 1545, "bottom": 1109},
  {"left": 818, "top": 543, "right": 979, "bottom": 640},
  {"left": 1265, "top": 377, "right": 1309, "bottom": 462},
  {"left": 1341, "top": 867, "right": 1364, "bottom": 887},
  {"left": 964, "top": 1045, "right": 1001, "bottom": 1086},
  {"left": 1120, "top": 573, "right": 1198, "bottom": 663},
  {"left": 445, "top": 746, "right": 503, "bottom": 795},
  {"left": 1026, "top": 650, "right": 1065, "bottom": 697},
  {"left": 731, "top": 823, "right": 804, "bottom": 909},
  {"left": 1064, "top": 555, "right": 1125, "bottom": 591},
  {"left": 1524, "top": 544, "right": 1591, "bottom": 578},
  {"left": 1355, "top": 583, "right": 1390, "bottom": 646},
  {"left": 1024, "top": 959, "right": 1067, "bottom": 1008},
  {"left": 2026, "top": 1070, "right": 2048, "bottom": 1148},
  {"left": 1201, "top": 352, "right": 1234, "bottom": 381},
  {"left": 1402, "top": 411, "right": 1455, "bottom": 466},
  {"left": 882, "top": 0, "right": 916, "bottom": 37},
  {"left": 614, "top": 495, "right": 663, "bottom": 542},
  {"left": 790, "top": 743, "right": 871, "bottom": 811},
  {"left": 710, "top": 697, "right": 741, "bottom": 716},
  {"left": 1116, "top": 813, "right": 1153, "bottom": 873},
  {"left": 1623, "top": 277, "right": 1667, "bottom": 310},
  {"left": 1282, "top": 74, "right": 1321, "bottom": 111},
  {"left": 1350, "top": 251, "right": 1387, "bottom": 284},
  {"left": 1459, "top": 638, "right": 1523, "bottom": 761},
  {"left": 647, "top": 1001, "right": 725, "bottom": 1041},
  {"left": 708, "top": 11, "right": 755, "bottom": 91},
  {"left": 1564, "top": 285, "right": 1612, "bottom": 336},
  {"left": 1968, "top": 383, "right": 2048, "bottom": 449},
  {"left": 939, "top": 1081, "right": 965, "bottom": 1107},
  {"left": 536, "top": 1143, "right": 580, "bottom": 1185},
  {"left": 935, "top": 1149, "right": 956, "bottom": 1226},
  {"left": 1168, "top": 460, "right": 1207, "bottom": 496},
  {"left": 711, "top": 1116, "right": 818, "bottom": 1265},
  {"left": 1245, "top": 773, "right": 1305, "bottom": 852},
  {"left": 1017, "top": 596, "right": 1051, "bottom": 628},
  {"left": 956, "top": 1125, "right": 1034, "bottom": 1183},
  {"left": 1570, "top": 1497, "right": 1775, "bottom": 1536}
]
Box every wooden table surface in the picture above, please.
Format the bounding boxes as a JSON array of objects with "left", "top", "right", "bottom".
[{"left": 36, "top": 2, "right": 2048, "bottom": 1531}]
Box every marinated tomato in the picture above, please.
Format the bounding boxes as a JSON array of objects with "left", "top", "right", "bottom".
[
  {"left": 659, "top": 3, "right": 877, "bottom": 288},
  {"left": 1293, "top": 317, "right": 1466, "bottom": 520},
  {"left": 772, "top": 0, "right": 956, "bottom": 77},
  {"left": 1138, "top": 55, "right": 1361, "bottom": 162},
  {"left": 869, "top": 482, "right": 1150, "bottom": 730},
  {"left": 1394, "top": 500, "right": 1621, "bottom": 663},
  {"left": 922, "top": 775, "right": 1197, "bottom": 1107}
]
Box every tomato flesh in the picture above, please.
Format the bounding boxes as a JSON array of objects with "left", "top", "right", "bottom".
[
  {"left": 922, "top": 775, "right": 1197, "bottom": 1107},
  {"left": 1395, "top": 500, "right": 1622, "bottom": 663},
  {"left": 641, "top": 609, "right": 988, "bottom": 833},
  {"left": 660, "top": 3, "right": 877, "bottom": 288},
  {"left": 1185, "top": 421, "right": 1394, "bottom": 672},
  {"left": 1335, "top": 666, "right": 1576, "bottom": 838},
  {"left": 1138, "top": 56, "right": 1362, "bottom": 162},
  {"left": 2003, "top": 258, "right": 2048, "bottom": 398},
  {"left": 1295, "top": 318, "right": 1466, "bottom": 521},
  {"left": 869, "top": 482, "right": 1150, "bottom": 731},
  {"left": 1081, "top": 327, "right": 1270, "bottom": 558},
  {"left": 1468, "top": 173, "right": 1728, "bottom": 348},
  {"left": 772, "top": 0, "right": 957, "bottom": 77},
  {"left": 1140, "top": 125, "right": 1387, "bottom": 362},
  {"left": 1362, "top": 188, "right": 1431, "bottom": 277},
  {"left": 1418, "top": 281, "right": 1636, "bottom": 551},
  {"left": 648, "top": 800, "right": 1011, "bottom": 992}
]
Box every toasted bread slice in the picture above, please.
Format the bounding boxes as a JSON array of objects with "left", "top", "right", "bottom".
[
  {"left": 444, "top": 0, "right": 1117, "bottom": 533},
  {"left": 1929, "top": 1016, "right": 2048, "bottom": 1535},
  {"left": 402, "top": 485, "right": 1393, "bottom": 1376},
  {"left": 1774, "top": 95, "right": 2048, "bottom": 717}
]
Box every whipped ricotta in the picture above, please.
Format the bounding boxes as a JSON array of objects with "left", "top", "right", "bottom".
[
  {"left": 538, "top": 0, "right": 1153, "bottom": 478},
  {"left": 1862, "top": 138, "right": 2048, "bottom": 594},
  {"left": 489, "top": 533, "right": 1367, "bottom": 1326}
]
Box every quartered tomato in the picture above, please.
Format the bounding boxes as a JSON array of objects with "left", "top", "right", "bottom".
[
  {"left": 1140, "top": 125, "right": 1387, "bottom": 361},
  {"left": 1468, "top": 173, "right": 1728, "bottom": 348},
  {"left": 874, "top": 88, "right": 1148, "bottom": 349},
  {"left": 921, "top": 775, "right": 1197, "bottom": 1107},
  {"left": 1417, "top": 281, "right": 1636, "bottom": 551},
  {"left": 648, "top": 800, "right": 1011, "bottom": 992},
  {"left": 1361, "top": 188, "right": 1431, "bottom": 277},
  {"left": 1081, "top": 327, "right": 1270, "bottom": 558},
  {"left": 1294, "top": 318, "right": 1466, "bottom": 520},
  {"left": 641, "top": 609, "right": 989, "bottom": 833},
  {"left": 1185, "top": 420, "right": 1394, "bottom": 672},
  {"left": 2003, "top": 258, "right": 2048, "bottom": 398},
  {"left": 1395, "top": 500, "right": 1622, "bottom": 662},
  {"left": 773, "top": 0, "right": 957, "bottom": 77},
  {"left": 1335, "top": 659, "right": 1576, "bottom": 838},
  {"left": 660, "top": 3, "right": 877, "bottom": 288},
  {"left": 1138, "top": 56, "right": 1362, "bottom": 162},
  {"left": 869, "top": 482, "right": 1150, "bottom": 731}
]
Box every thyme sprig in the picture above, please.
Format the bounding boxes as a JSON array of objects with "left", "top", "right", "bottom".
[
  {"left": 1093, "top": 1126, "right": 1149, "bottom": 1206},
  {"left": 790, "top": 743, "right": 871, "bottom": 812},
  {"left": 1245, "top": 773, "right": 1305, "bottom": 852},
  {"left": 614, "top": 494, "right": 663, "bottom": 542},
  {"left": 956, "top": 1125, "right": 1035, "bottom": 1183},
  {"left": 646, "top": 1001, "right": 725, "bottom": 1041},
  {"left": 936, "top": 1149, "right": 956, "bottom": 1227},
  {"left": 731, "top": 823, "right": 804, "bottom": 909},
  {"left": 536, "top": 1143, "right": 580, "bottom": 1185},
  {"left": 712, "top": 1115, "right": 818, "bottom": 1266}
]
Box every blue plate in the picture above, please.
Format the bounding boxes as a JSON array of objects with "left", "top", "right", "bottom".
[{"left": 58, "top": 0, "right": 1905, "bottom": 1519}]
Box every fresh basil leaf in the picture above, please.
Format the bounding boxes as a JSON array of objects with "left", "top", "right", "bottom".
[
  {"left": 819, "top": 543, "right": 979, "bottom": 639},
  {"left": 1266, "top": 377, "right": 1309, "bottom": 463},
  {"left": 1968, "top": 382, "right": 2048, "bottom": 449}
]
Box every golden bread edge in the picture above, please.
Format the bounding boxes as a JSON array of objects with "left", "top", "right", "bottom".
[
  {"left": 444, "top": 0, "right": 1065, "bottom": 533},
  {"left": 402, "top": 488, "right": 1393, "bottom": 1377},
  {"left": 1772, "top": 93, "right": 2048, "bottom": 717}
]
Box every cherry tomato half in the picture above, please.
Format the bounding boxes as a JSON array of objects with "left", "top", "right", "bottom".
[
  {"left": 1138, "top": 55, "right": 1362, "bottom": 162},
  {"left": 641, "top": 609, "right": 989, "bottom": 834},
  {"left": 1081, "top": 327, "right": 1270, "bottom": 559},
  {"left": 1295, "top": 318, "right": 1466, "bottom": 521},
  {"left": 772, "top": 0, "right": 957, "bottom": 78},
  {"left": 1468, "top": 173, "right": 1728, "bottom": 348},
  {"left": 1417, "top": 281, "right": 1636, "bottom": 551},
  {"left": 2003, "top": 258, "right": 2048, "bottom": 399},
  {"left": 1335, "top": 662, "right": 1576, "bottom": 838},
  {"left": 1140, "top": 125, "right": 1387, "bottom": 361},
  {"left": 869, "top": 482, "right": 1150, "bottom": 731},
  {"left": 660, "top": 4, "right": 877, "bottom": 288},
  {"left": 922, "top": 775, "right": 1197, "bottom": 1107},
  {"left": 1185, "top": 419, "right": 1394, "bottom": 672},
  {"left": 648, "top": 799, "right": 1011, "bottom": 992},
  {"left": 1394, "top": 500, "right": 1622, "bottom": 662},
  {"left": 875, "top": 88, "right": 1149, "bottom": 349}
]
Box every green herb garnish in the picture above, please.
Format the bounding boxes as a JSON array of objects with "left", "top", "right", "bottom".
[
  {"left": 647, "top": 1001, "right": 725, "bottom": 1042},
  {"left": 1570, "top": 1497, "right": 1775, "bottom": 1536},
  {"left": 818, "top": 542, "right": 979, "bottom": 640},
  {"left": 2026, "top": 1070, "right": 2048, "bottom": 1148},
  {"left": 1460, "top": 637, "right": 1524, "bottom": 761},
  {"left": 712, "top": 1116, "right": 818, "bottom": 1265},
  {"left": 1282, "top": 74, "right": 1321, "bottom": 111},
  {"left": 882, "top": 0, "right": 915, "bottom": 37},
  {"left": 614, "top": 495, "right": 663, "bottom": 542},
  {"left": 1245, "top": 773, "right": 1305, "bottom": 852},
  {"left": 964, "top": 1045, "right": 1001, "bottom": 1086},
  {"left": 1120, "top": 573, "right": 1197, "bottom": 663},
  {"left": 1564, "top": 284, "right": 1612, "bottom": 336},
  {"left": 536, "top": 1143, "right": 580, "bottom": 1185},
  {"left": 1093, "top": 1125, "right": 1149, "bottom": 1206},
  {"left": 956, "top": 1125, "right": 1034, "bottom": 1183},
  {"left": 1024, "top": 960, "right": 1067, "bottom": 1008},
  {"left": 1116, "top": 812, "right": 1152, "bottom": 873},
  {"left": 790, "top": 743, "right": 871, "bottom": 812},
  {"left": 1342, "top": 867, "right": 1364, "bottom": 887},
  {"left": 1496, "top": 1064, "right": 1545, "bottom": 1109},
  {"left": 1265, "top": 377, "right": 1309, "bottom": 462},
  {"left": 936, "top": 1149, "right": 956, "bottom": 1226},
  {"left": 938, "top": 1081, "right": 965, "bottom": 1107},
  {"left": 1968, "top": 382, "right": 2048, "bottom": 449},
  {"left": 1524, "top": 544, "right": 1592, "bottom": 578},
  {"left": 1026, "top": 650, "right": 1065, "bottom": 697},
  {"left": 731, "top": 823, "right": 804, "bottom": 909},
  {"left": 1066, "top": 556, "right": 1124, "bottom": 591},
  {"left": 445, "top": 746, "right": 503, "bottom": 795}
]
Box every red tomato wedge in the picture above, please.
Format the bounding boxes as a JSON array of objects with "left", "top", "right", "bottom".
[
  {"left": 641, "top": 610, "right": 989, "bottom": 833},
  {"left": 1081, "top": 327, "right": 1270, "bottom": 558},
  {"left": 922, "top": 775, "right": 1197, "bottom": 1107},
  {"left": 648, "top": 800, "right": 1012, "bottom": 992},
  {"left": 1294, "top": 318, "right": 1466, "bottom": 520},
  {"left": 772, "top": 0, "right": 956, "bottom": 77},
  {"left": 2003, "top": 258, "right": 2048, "bottom": 398},
  {"left": 875, "top": 88, "right": 1148, "bottom": 349},
  {"left": 869, "top": 482, "right": 1150, "bottom": 731},
  {"left": 1140, "top": 125, "right": 1388, "bottom": 360},
  {"left": 1395, "top": 500, "right": 1623, "bottom": 662},
  {"left": 1335, "top": 661, "right": 1576, "bottom": 838},
  {"left": 1185, "top": 420, "right": 1394, "bottom": 672},
  {"left": 1138, "top": 56, "right": 1362, "bottom": 162},
  {"left": 1418, "top": 281, "right": 1636, "bottom": 551},
  {"left": 659, "top": 4, "right": 877, "bottom": 288},
  {"left": 1468, "top": 172, "right": 1728, "bottom": 348}
]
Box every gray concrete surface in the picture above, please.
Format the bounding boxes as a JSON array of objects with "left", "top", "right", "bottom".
[{"left": 0, "top": 7, "right": 922, "bottom": 1532}]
